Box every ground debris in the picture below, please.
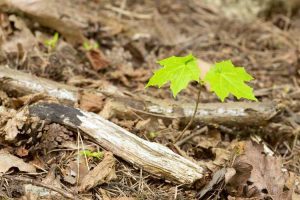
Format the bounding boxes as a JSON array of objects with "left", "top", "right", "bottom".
[
  {"left": 0, "top": 0, "right": 300, "bottom": 199},
  {"left": 227, "top": 141, "right": 291, "bottom": 200},
  {"left": 0, "top": 0, "right": 86, "bottom": 44},
  {"left": 0, "top": 149, "right": 36, "bottom": 174},
  {"left": 79, "top": 152, "right": 117, "bottom": 192}
]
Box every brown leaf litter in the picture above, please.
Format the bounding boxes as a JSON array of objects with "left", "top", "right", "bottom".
[
  {"left": 0, "top": 149, "right": 36, "bottom": 174},
  {"left": 86, "top": 48, "right": 110, "bottom": 71},
  {"left": 1, "top": 108, "right": 28, "bottom": 141},
  {"left": 0, "top": 0, "right": 85, "bottom": 44},
  {"left": 78, "top": 91, "right": 106, "bottom": 113},
  {"left": 0, "top": 15, "right": 37, "bottom": 54},
  {"left": 228, "top": 141, "right": 291, "bottom": 199},
  {"left": 197, "top": 140, "right": 294, "bottom": 199},
  {"left": 79, "top": 152, "right": 117, "bottom": 192}
]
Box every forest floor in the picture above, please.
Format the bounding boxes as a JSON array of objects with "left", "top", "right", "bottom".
[{"left": 0, "top": 0, "right": 300, "bottom": 199}]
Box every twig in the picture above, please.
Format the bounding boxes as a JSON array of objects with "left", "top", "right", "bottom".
[
  {"left": 3, "top": 175, "right": 76, "bottom": 199},
  {"left": 176, "top": 126, "right": 208, "bottom": 146}
]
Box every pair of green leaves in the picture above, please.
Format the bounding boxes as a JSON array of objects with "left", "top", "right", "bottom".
[
  {"left": 146, "top": 54, "right": 257, "bottom": 101},
  {"left": 83, "top": 41, "right": 99, "bottom": 51}
]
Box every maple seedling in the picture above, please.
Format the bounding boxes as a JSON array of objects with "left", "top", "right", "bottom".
[
  {"left": 146, "top": 54, "right": 257, "bottom": 141},
  {"left": 44, "top": 32, "right": 59, "bottom": 51},
  {"left": 83, "top": 41, "right": 99, "bottom": 51}
]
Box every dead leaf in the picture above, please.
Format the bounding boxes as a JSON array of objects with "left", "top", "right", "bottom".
[
  {"left": 197, "top": 168, "right": 227, "bottom": 200},
  {"left": 228, "top": 141, "right": 290, "bottom": 200},
  {"left": 63, "top": 157, "right": 89, "bottom": 185},
  {"left": 42, "top": 165, "right": 61, "bottom": 186},
  {"left": 196, "top": 129, "right": 221, "bottom": 149},
  {"left": 1, "top": 15, "right": 37, "bottom": 53},
  {"left": 135, "top": 118, "right": 161, "bottom": 134},
  {"left": 3, "top": 109, "right": 28, "bottom": 141},
  {"left": 99, "top": 100, "right": 119, "bottom": 119},
  {"left": 0, "top": 0, "right": 86, "bottom": 44},
  {"left": 198, "top": 148, "right": 231, "bottom": 171},
  {"left": 0, "top": 106, "right": 16, "bottom": 127},
  {"left": 79, "top": 92, "right": 106, "bottom": 113},
  {"left": 0, "top": 149, "right": 36, "bottom": 174},
  {"left": 86, "top": 49, "right": 110, "bottom": 71},
  {"left": 79, "top": 152, "right": 117, "bottom": 192},
  {"left": 226, "top": 161, "right": 253, "bottom": 196},
  {"left": 208, "top": 148, "right": 231, "bottom": 171}
]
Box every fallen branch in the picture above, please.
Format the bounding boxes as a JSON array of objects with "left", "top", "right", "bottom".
[
  {"left": 25, "top": 102, "right": 204, "bottom": 184},
  {"left": 0, "top": 66, "right": 277, "bottom": 126}
]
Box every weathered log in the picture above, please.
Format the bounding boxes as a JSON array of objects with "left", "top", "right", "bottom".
[
  {"left": 0, "top": 65, "right": 277, "bottom": 126},
  {"left": 26, "top": 102, "right": 204, "bottom": 184}
]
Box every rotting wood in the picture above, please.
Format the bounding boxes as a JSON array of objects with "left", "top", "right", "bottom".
[
  {"left": 0, "top": 65, "right": 277, "bottom": 126},
  {"left": 25, "top": 102, "right": 204, "bottom": 184}
]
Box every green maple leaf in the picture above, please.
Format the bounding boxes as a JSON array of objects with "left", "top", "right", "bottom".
[
  {"left": 204, "top": 60, "right": 257, "bottom": 102},
  {"left": 146, "top": 54, "right": 200, "bottom": 97}
]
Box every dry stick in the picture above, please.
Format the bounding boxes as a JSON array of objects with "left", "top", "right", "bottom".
[
  {"left": 27, "top": 102, "right": 204, "bottom": 184},
  {"left": 3, "top": 175, "right": 76, "bottom": 199},
  {"left": 176, "top": 126, "right": 208, "bottom": 146},
  {"left": 175, "top": 85, "right": 201, "bottom": 142}
]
